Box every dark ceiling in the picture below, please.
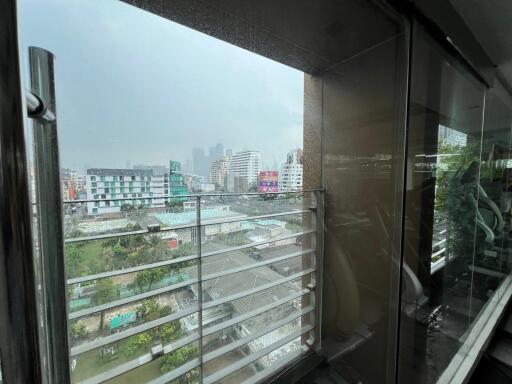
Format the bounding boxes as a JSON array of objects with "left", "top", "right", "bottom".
[
  {"left": 450, "top": 0, "right": 512, "bottom": 92},
  {"left": 122, "top": 0, "right": 404, "bottom": 75},
  {"left": 124, "top": 0, "right": 512, "bottom": 94}
]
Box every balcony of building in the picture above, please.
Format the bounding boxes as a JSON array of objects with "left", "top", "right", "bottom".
[{"left": 4, "top": 0, "right": 512, "bottom": 384}]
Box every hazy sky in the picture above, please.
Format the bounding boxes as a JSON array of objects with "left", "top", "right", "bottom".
[{"left": 19, "top": 0, "right": 304, "bottom": 173}]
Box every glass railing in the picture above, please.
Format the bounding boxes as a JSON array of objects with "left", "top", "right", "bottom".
[{"left": 63, "top": 191, "right": 322, "bottom": 384}]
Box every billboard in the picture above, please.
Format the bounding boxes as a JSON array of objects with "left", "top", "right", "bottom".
[{"left": 258, "top": 171, "right": 279, "bottom": 192}]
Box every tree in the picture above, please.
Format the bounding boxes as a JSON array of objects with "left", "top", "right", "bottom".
[
  {"left": 70, "top": 322, "right": 88, "bottom": 342},
  {"left": 160, "top": 344, "right": 199, "bottom": 373},
  {"left": 161, "top": 320, "right": 182, "bottom": 344},
  {"left": 120, "top": 203, "right": 134, "bottom": 212},
  {"left": 121, "top": 332, "right": 153, "bottom": 357},
  {"left": 68, "top": 229, "right": 85, "bottom": 239},
  {"left": 137, "top": 299, "right": 161, "bottom": 322},
  {"left": 93, "top": 279, "right": 120, "bottom": 331},
  {"left": 147, "top": 234, "right": 162, "bottom": 247},
  {"left": 134, "top": 268, "right": 167, "bottom": 293},
  {"left": 66, "top": 246, "right": 81, "bottom": 277},
  {"left": 102, "top": 237, "right": 119, "bottom": 248},
  {"left": 112, "top": 244, "right": 129, "bottom": 259}
]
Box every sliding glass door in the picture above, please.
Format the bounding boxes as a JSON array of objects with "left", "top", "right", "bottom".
[{"left": 398, "top": 21, "right": 512, "bottom": 384}]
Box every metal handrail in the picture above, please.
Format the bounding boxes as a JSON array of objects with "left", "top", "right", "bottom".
[{"left": 26, "top": 89, "right": 56, "bottom": 122}]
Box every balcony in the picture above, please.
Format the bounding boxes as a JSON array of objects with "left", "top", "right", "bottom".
[{"left": 62, "top": 191, "right": 323, "bottom": 384}]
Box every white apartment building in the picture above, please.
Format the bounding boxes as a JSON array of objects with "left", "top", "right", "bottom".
[
  {"left": 208, "top": 156, "right": 230, "bottom": 187},
  {"left": 86, "top": 168, "right": 167, "bottom": 215},
  {"left": 280, "top": 149, "right": 303, "bottom": 192},
  {"left": 227, "top": 151, "right": 261, "bottom": 187}
]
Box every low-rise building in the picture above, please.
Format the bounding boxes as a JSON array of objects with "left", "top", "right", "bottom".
[{"left": 86, "top": 168, "right": 165, "bottom": 215}]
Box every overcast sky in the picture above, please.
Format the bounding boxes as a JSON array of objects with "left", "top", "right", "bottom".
[{"left": 19, "top": 0, "right": 303, "bottom": 173}]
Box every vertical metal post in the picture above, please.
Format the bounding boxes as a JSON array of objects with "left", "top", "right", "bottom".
[
  {"left": 29, "top": 46, "right": 71, "bottom": 384},
  {"left": 196, "top": 195, "right": 204, "bottom": 383},
  {"left": 0, "top": 3, "right": 43, "bottom": 383},
  {"left": 313, "top": 190, "right": 324, "bottom": 352}
]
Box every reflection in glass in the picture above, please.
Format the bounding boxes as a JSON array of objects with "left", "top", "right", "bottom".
[{"left": 397, "top": 22, "right": 512, "bottom": 384}]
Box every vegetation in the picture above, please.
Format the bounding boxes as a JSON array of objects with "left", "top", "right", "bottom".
[
  {"left": 120, "top": 204, "right": 135, "bottom": 212},
  {"left": 165, "top": 200, "right": 184, "bottom": 212},
  {"left": 120, "top": 332, "right": 153, "bottom": 358},
  {"left": 434, "top": 140, "right": 490, "bottom": 263},
  {"left": 134, "top": 268, "right": 167, "bottom": 293},
  {"left": 160, "top": 344, "right": 199, "bottom": 373},
  {"left": 161, "top": 320, "right": 182, "bottom": 343},
  {"left": 70, "top": 322, "right": 88, "bottom": 343},
  {"left": 93, "top": 279, "right": 120, "bottom": 331},
  {"left": 136, "top": 299, "right": 161, "bottom": 322}
]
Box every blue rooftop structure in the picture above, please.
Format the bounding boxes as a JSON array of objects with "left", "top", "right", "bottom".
[{"left": 154, "top": 208, "right": 245, "bottom": 226}]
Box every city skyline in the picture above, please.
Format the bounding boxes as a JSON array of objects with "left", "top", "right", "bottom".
[
  {"left": 80, "top": 144, "right": 302, "bottom": 177},
  {"left": 20, "top": 0, "right": 304, "bottom": 173}
]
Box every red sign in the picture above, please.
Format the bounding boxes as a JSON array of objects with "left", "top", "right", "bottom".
[{"left": 259, "top": 171, "right": 279, "bottom": 192}]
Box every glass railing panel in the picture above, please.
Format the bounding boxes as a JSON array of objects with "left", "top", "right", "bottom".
[{"left": 62, "top": 190, "right": 319, "bottom": 383}]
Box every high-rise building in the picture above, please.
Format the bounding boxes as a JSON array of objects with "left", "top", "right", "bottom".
[
  {"left": 193, "top": 144, "right": 226, "bottom": 177},
  {"left": 169, "top": 160, "right": 189, "bottom": 201},
  {"left": 192, "top": 147, "right": 209, "bottom": 176},
  {"left": 280, "top": 149, "right": 303, "bottom": 192},
  {"left": 227, "top": 150, "right": 261, "bottom": 188},
  {"left": 209, "top": 143, "right": 224, "bottom": 161},
  {"left": 85, "top": 168, "right": 166, "bottom": 215},
  {"left": 286, "top": 148, "right": 304, "bottom": 165},
  {"left": 208, "top": 156, "right": 231, "bottom": 189},
  {"left": 224, "top": 174, "right": 249, "bottom": 193}
]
